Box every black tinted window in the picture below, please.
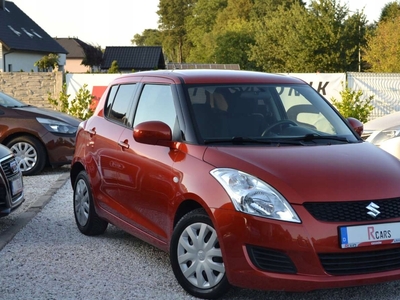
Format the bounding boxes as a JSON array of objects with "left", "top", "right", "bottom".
[
  {"left": 104, "top": 85, "right": 119, "bottom": 118},
  {"left": 107, "top": 84, "right": 137, "bottom": 126}
]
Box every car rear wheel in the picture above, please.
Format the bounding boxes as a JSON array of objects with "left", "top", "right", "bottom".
[
  {"left": 170, "top": 208, "right": 230, "bottom": 299},
  {"left": 6, "top": 136, "right": 46, "bottom": 176},
  {"left": 73, "top": 170, "right": 108, "bottom": 236}
]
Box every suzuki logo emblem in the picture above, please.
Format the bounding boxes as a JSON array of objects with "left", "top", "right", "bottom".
[{"left": 366, "top": 202, "right": 380, "bottom": 218}]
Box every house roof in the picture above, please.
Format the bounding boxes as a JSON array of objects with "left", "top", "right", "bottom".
[
  {"left": 0, "top": 1, "right": 67, "bottom": 54},
  {"left": 101, "top": 46, "right": 165, "bottom": 71},
  {"left": 54, "top": 38, "right": 87, "bottom": 58}
]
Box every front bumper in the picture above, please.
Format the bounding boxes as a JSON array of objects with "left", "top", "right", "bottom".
[
  {"left": 0, "top": 154, "right": 24, "bottom": 217},
  {"left": 214, "top": 205, "right": 400, "bottom": 292}
]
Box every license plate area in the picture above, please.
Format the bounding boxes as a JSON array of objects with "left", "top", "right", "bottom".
[
  {"left": 339, "top": 222, "right": 400, "bottom": 248},
  {"left": 11, "top": 176, "right": 23, "bottom": 196}
]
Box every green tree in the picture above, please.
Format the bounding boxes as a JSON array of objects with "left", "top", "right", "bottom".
[
  {"left": 132, "top": 29, "right": 163, "bottom": 46},
  {"left": 331, "top": 86, "right": 374, "bottom": 123},
  {"left": 81, "top": 44, "right": 103, "bottom": 72},
  {"left": 249, "top": 0, "right": 367, "bottom": 72},
  {"left": 157, "top": 0, "right": 196, "bottom": 62},
  {"left": 34, "top": 53, "right": 59, "bottom": 72},
  {"left": 364, "top": 16, "right": 400, "bottom": 72},
  {"left": 108, "top": 60, "right": 120, "bottom": 73},
  {"left": 210, "top": 0, "right": 256, "bottom": 68},
  {"left": 214, "top": 28, "right": 257, "bottom": 70},
  {"left": 185, "top": 0, "right": 227, "bottom": 63},
  {"left": 48, "top": 83, "right": 94, "bottom": 120},
  {"left": 379, "top": 1, "right": 400, "bottom": 22}
]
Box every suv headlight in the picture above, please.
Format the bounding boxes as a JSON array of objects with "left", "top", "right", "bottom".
[
  {"left": 367, "top": 126, "right": 400, "bottom": 146},
  {"left": 37, "top": 117, "right": 77, "bottom": 134},
  {"left": 211, "top": 168, "right": 301, "bottom": 223}
]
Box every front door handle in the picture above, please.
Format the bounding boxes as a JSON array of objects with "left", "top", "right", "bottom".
[{"left": 118, "top": 139, "right": 129, "bottom": 150}]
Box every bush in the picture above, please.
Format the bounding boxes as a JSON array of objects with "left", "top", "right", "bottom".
[
  {"left": 48, "top": 83, "right": 94, "bottom": 120},
  {"left": 331, "top": 85, "right": 374, "bottom": 123}
]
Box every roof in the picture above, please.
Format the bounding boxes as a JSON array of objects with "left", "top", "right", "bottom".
[
  {"left": 101, "top": 46, "right": 165, "bottom": 71},
  {"left": 0, "top": 1, "right": 67, "bottom": 53},
  {"left": 112, "top": 69, "right": 306, "bottom": 85},
  {"left": 167, "top": 63, "right": 240, "bottom": 70},
  {"left": 54, "top": 38, "right": 88, "bottom": 58}
]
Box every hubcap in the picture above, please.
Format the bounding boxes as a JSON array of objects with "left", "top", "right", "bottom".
[
  {"left": 74, "top": 178, "right": 90, "bottom": 226},
  {"left": 11, "top": 142, "right": 37, "bottom": 172},
  {"left": 177, "top": 222, "right": 225, "bottom": 289}
]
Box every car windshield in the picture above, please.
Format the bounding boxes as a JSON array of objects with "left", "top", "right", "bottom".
[
  {"left": 186, "top": 84, "right": 359, "bottom": 144},
  {"left": 0, "top": 92, "right": 28, "bottom": 107}
]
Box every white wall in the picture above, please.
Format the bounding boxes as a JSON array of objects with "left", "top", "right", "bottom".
[{"left": 1, "top": 50, "right": 66, "bottom": 72}]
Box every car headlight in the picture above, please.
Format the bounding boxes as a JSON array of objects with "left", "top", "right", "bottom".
[
  {"left": 210, "top": 168, "right": 301, "bottom": 223},
  {"left": 367, "top": 127, "right": 400, "bottom": 146},
  {"left": 37, "top": 117, "right": 77, "bottom": 134}
]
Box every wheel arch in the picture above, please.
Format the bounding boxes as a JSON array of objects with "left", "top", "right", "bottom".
[
  {"left": 173, "top": 199, "right": 205, "bottom": 230},
  {"left": 70, "top": 161, "right": 85, "bottom": 188}
]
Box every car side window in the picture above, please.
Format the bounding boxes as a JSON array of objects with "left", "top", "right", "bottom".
[
  {"left": 134, "top": 84, "right": 177, "bottom": 132},
  {"left": 104, "top": 85, "right": 119, "bottom": 118},
  {"left": 106, "top": 84, "right": 137, "bottom": 126}
]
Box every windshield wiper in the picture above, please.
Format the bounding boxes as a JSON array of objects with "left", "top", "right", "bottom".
[
  {"left": 293, "top": 134, "right": 350, "bottom": 143},
  {"left": 203, "top": 136, "right": 303, "bottom": 145}
]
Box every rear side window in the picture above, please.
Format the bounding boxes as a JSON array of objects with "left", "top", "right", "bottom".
[{"left": 105, "top": 84, "right": 137, "bottom": 126}]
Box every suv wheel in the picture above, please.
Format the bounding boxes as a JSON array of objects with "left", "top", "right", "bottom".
[{"left": 170, "top": 208, "right": 230, "bottom": 299}]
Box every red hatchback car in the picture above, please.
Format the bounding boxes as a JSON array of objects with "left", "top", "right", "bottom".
[{"left": 71, "top": 70, "right": 400, "bottom": 299}]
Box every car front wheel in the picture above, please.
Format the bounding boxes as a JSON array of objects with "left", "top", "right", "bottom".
[
  {"left": 6, "top": 136, "right": 46, "bottom": 176},
  {"left": 73, "top": 170, "right": 108, "bottom": 236},
  {"left": 170, "top": 208, "right": 230, "bottom": 299}
]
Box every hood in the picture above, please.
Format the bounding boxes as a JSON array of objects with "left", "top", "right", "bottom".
[
  {"left": 0, "top": 144, "right": 12, "bottom": 158},
  {"left": 364, "top": 111, "right": 400, "bottom": 131},
  {"left": 203, "top": 142, "right": 400, "bottom": 204},
  {"left": 14, "top": 106, "right": 81, "bottom": 125}
]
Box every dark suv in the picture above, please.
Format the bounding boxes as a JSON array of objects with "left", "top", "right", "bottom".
[{"left": 0, "top": 144, "right": 24, "bottom": 217}]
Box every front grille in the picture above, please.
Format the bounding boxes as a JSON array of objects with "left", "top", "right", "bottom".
[
  {"left": 0, "top": 156, "right": 23, "bottom": 203},
  {"left": 304, "top": 198, "right": 400, "bottom": 222},
  {"left": 246, "top": 245, "right": 297, "bottom": 274},
  {"left": 0, "top": 156, "right": 19, "bottom": 177},
  {"left": 319, "top": 247, "right": 400, "bottom": 275}
]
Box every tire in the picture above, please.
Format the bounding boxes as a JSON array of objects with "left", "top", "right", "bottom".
[
  {"left": 73, "top": 170, "right": 108, "bottom": 236},
  {"left": 6, "top": 136, "right": 46, "bottom": 176},
  {"left": 170, "top": 208, "right": 230, "bottom": 299}
]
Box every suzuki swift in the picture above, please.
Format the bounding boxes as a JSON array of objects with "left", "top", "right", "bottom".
[{"left": 70, "top": 70, "right": 400, "bottom": 299}]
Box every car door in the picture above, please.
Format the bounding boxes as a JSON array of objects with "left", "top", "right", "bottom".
[
  {"left": 86, "top": 83, "right": 138, "bottom": 214},
  {"left": 116, "top": 80, "right": 180, "bottom": 242}
]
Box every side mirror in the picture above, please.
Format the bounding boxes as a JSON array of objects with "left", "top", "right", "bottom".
[
  {"left": 133, "top": 121, "right": 172, "bottom": 146},
  {"left": 347, "top": 117, "right": 363, "bottom": 137}
]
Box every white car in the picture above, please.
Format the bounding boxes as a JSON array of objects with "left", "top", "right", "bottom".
[{"left": 363, "top": 111, "right": 400, "bottom": 159}]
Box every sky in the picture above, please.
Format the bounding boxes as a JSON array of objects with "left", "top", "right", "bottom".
[{"left": 10, "top": 0, "right": 392, "bottom": 49}]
